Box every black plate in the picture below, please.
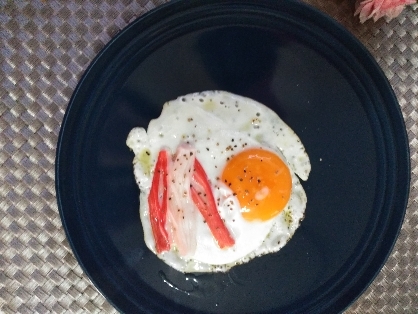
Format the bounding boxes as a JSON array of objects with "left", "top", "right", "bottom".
[{"left": 55, "top": 1, "right": 410, "bottom": 313}]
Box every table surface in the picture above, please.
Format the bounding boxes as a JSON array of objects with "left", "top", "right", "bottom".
[{"left": 1, "top": 0, "right": 417, "bottom": 313}]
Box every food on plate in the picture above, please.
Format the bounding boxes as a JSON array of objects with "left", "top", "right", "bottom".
[{"left": 126, "top": 91, "right": 310, "bottom": 273}]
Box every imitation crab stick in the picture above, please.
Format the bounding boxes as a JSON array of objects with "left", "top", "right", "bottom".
[
  {"left": 166, "top": 145, "right": 198, "bottom": 257},
  {"left": 190, "top": 159, "right": 235, "bottom": 249},
  {"left": 149, "top": 148, "right": 235, "bottom": 253},
  {"left": 148, "top": 150, "right": 170, "bottom": 253}
]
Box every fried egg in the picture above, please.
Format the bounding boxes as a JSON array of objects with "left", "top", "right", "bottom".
[{"left": 126, "top": 91, "right": 310, "bottom": 273}]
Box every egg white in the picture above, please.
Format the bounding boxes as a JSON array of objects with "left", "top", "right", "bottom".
[{"left": 127, "top": 91, "right": 310, "bottom": 273}]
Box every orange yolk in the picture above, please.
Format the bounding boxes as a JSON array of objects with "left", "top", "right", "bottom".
[{"left": 221, "top": 148, "right": 292, "bottom": 221}]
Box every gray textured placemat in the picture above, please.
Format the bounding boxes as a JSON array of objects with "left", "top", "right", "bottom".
[{"left": 1, "top": 0, "right": 417, "bottom": 313}]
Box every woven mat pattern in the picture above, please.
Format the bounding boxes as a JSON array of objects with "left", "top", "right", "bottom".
[{"left": 0, "top": 0, "right": 416, "bottom": 313}]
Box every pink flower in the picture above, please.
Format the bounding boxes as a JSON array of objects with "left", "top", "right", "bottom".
[{"left": 355, "top": 0, "right": 416, "bottom": 23}]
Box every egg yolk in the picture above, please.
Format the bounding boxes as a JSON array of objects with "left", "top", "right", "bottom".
[{"left": 221, "top": 148, "right": 292, "bottom": 221}]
